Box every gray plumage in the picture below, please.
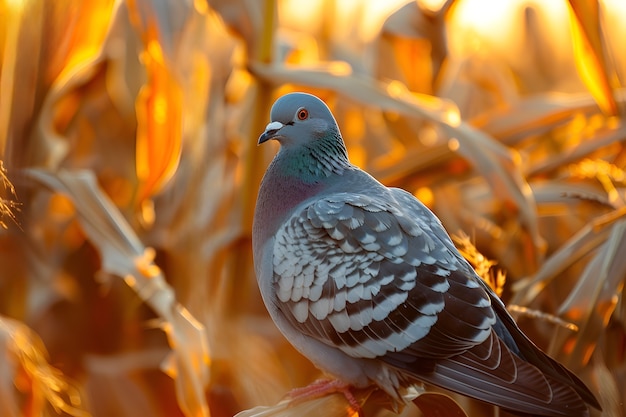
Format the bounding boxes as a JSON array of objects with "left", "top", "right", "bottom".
[{"left": 252, "top": 92, "right": 600, "bottom": 416}]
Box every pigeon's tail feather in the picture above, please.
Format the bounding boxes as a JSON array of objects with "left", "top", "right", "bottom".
[{"left": 395, "top": 330, "right": 592, "bottom": 417}]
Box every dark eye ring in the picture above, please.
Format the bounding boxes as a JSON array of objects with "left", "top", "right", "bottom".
[{"left": 297, "top": 108, "right": 309, "bottom": 120}]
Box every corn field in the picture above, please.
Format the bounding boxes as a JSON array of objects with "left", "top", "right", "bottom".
[{"left": 0, "top": 0, "right": 624, "bottom": 416}]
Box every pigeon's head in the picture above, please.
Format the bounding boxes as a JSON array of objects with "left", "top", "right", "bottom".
[{"left": 258, "top": 92, "right": 342, "bottom": 147}]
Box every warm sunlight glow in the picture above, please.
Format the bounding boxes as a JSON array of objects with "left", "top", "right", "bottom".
[
  {"left": 352, "top": 0, "right": 410, "bottom": 40},
  {"left": 386, "top": 79, "right": 407, "bottom": 98},
  {"left": 193, "top": 0, "right": 208, "bottom": 14},
  {"left": 147, "top": 39, "right": 164, "bottom": 64},
  {"left": 4, "top": 0, "right": 26, "bottom": 9},
  {"left": 327, "top": 61, "right": 353, "bottom": 76},
  {"left": 451, "top": 0, "right": 521, "bottom": 39},
  {"left": 417, "top": 0, "right": 447, "bottom": 13},
  {"left": 448, "top": 0, "right": 570, "bottom": 59},
  {"left": 602, "top": 0, "right": 626, "bottom": 9},
  {"left": 134, "top": 247, "right": 159, "bottom": 279},
  {"left": 415, "top": 187, "right": 434, "bottom": 207},
  {"left": 48, "top": 193, "right": 76, "bottom": 219},
  {"left": 279, "top": 0, "right": 324, "bottom": 33},
  {"left": 419, "top": 125, "right": 439, "bottom": 146},
  {"left": 443, "top": 108, "right": 461, "bottom": 127},
  {"left": 448, "top": 138, "right": 460, "bottom": 152},
  {"left": 55, "top": 2, "right": 116, "bottom": 82},
  {"left": 153, "top": 95, "right": 168, "bottom": 125}
]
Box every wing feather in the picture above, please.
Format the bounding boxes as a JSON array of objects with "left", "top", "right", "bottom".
[{"left": 272, "top": 189, "right": 495, "bottom": 362}]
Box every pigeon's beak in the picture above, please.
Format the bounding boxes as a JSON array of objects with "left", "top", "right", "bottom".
[{"left": 258, "top": 121, "right": 284, "bottom": 145}]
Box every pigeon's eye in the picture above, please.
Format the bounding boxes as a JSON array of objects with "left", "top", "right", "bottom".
[{"left": 297, "top": 108, "right": 309, "bottom": 120}]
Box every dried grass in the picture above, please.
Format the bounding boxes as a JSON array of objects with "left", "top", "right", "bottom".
[{"left": 0, "top": 0, "right": 624, "bottom": 416}]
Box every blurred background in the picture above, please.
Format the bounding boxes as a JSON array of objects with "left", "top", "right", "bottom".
[{"left": 0, "top": 0, "right": 625, "bottom": 416}]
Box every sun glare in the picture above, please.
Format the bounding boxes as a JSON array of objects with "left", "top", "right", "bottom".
[
  {"left": 448, "top": 0, "right": 571, "bottom": 51},
  {"left": 417, "top": 0, "right": 447, "bottom": 12},
  {"left": 451, "top": 0, "right": 522, "bottom": 36},
  {"left": 4, "top": 0, "right": 26, "bottom": 10}
]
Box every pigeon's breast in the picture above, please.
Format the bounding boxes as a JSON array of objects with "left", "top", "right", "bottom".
[
  {"left": 252, "top": 166, "right": 324, "bottom": 263},
  {"left": 255, "top": 173, "right": 321, "bottom": 231}
]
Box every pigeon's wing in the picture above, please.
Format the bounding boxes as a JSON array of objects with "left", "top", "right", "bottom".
[
  {"left": 271, "top": 189, "right": 495, "bottom": 361},
  {"left": 271, "top": 188, "right": 593, "bottom": 416}
]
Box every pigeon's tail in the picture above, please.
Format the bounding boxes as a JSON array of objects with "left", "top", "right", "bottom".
[
  {"left": 399, "top": 329, "right": 596, "bottom": 417},
  {"left": 490, "top": 299, "right": 602, "bottom": 413}
]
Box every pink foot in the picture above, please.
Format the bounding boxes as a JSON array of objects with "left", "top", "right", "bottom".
[{"left": 288, "top": 379, "right": 363, "bottom": 416}]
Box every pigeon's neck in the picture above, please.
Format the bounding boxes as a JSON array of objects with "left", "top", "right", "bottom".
[
  {"left": 253, "top": 140, "right": 351, "bottom": 250},
  {"left": 281, "top": 133, "right": 351, "bottom": 180}
]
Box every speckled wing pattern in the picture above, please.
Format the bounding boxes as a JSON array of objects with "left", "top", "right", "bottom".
[{"left": 271, "top": 188, "right": 496, "bottom": 361}]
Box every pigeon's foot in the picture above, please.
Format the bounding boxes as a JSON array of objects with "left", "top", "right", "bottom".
[{"left": 288, "top": 379, "right": 362, "bottom": 416}]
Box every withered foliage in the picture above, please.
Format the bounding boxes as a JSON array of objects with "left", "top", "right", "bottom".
[{"left": 0, "top": 1, "right": 624, "bottom": 417}]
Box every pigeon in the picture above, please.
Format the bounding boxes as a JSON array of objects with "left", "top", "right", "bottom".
[{"left": 252, "top": 92, "right": 601, "bottom": 416}]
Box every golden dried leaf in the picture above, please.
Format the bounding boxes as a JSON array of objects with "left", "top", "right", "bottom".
[
  {"left": 49, "top": 1, "right": 117, "bottom": 84},
  {"left": 567, "top": 0, "right": 619, "bottom": 116},
  {"left": 0, "top": 161, "right": 19, "bottom": 229},
  {"left": 511, "top": 208, "right": 625, "bottom": 306},
  {"left": 442, "top": 122, "right": 542, "bottom": 269},
  {"left": 250, "top": 62, "right": 460, "bottom": 125},
  {"left": 0, "top": 316, "right": 90, "bottom": 417},
  {"left": 556, "top": 218, "right": 626, "bottom": 367},
  {"left": 377, "top": 1, "right": 448, "bottom": 95},
  {"left": 507, "top": 305, "right": 579, "bottom": 332},
  {"left": 452, "top": 231, "right": 506, "bottom": 297},
  {"left": 26, "top": 169, "right": 211, "bottom": 417},
  {"left": 590, "top": 346, "right": 621, "bottom": 415},
  {"left": 127, "top": 0, "right": 183, "bottom": 201}
]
